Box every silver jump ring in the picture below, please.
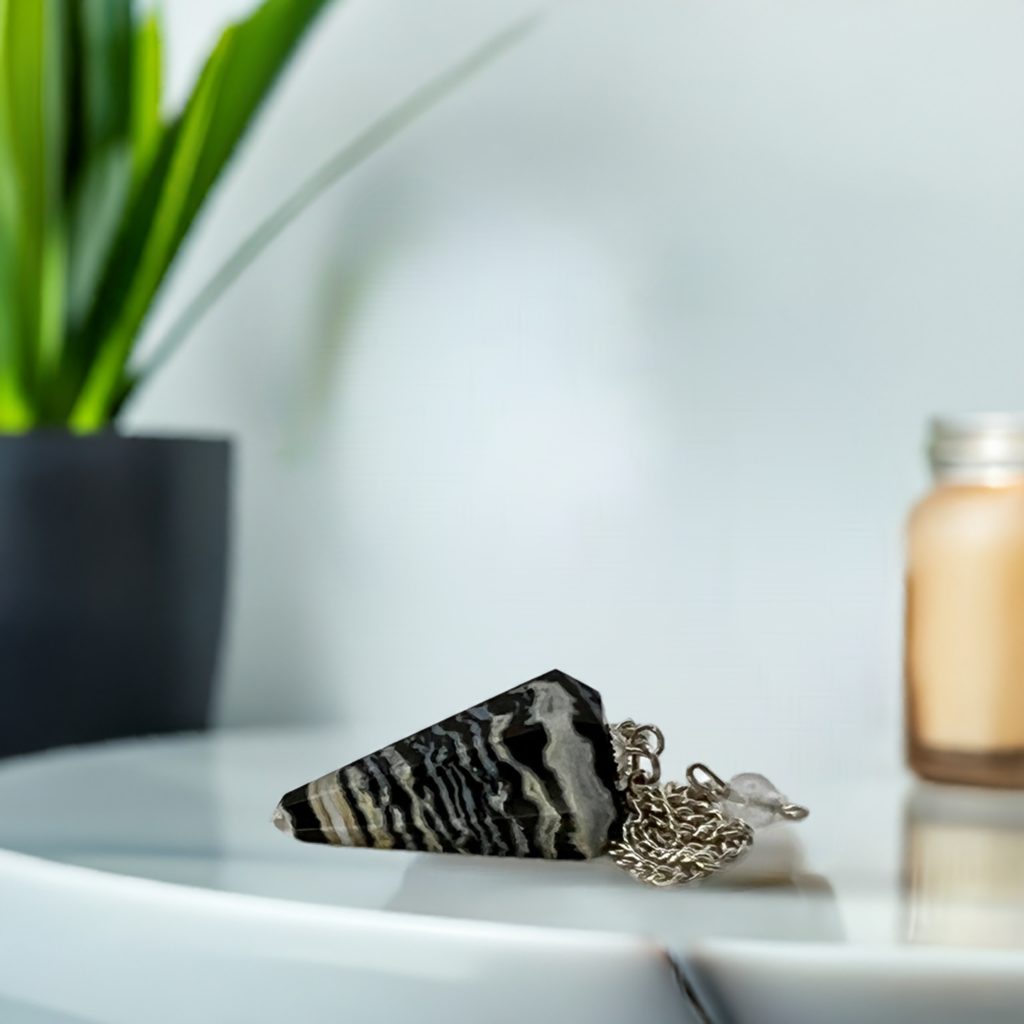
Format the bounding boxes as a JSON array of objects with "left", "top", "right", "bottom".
[
  {"left": 632, "top": 724, "right": 665, "bottom": 757},
  {"left": 780, "top": 803, "right": 809, "bottom": 821},
  {"left": 685, "top": 762, "right": 728, "bottom": 798},
  {"left": 627, "top": 723, "right": 663, "bottom": 786}
]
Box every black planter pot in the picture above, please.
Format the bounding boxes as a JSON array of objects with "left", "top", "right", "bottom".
[{"left": 0, "top": 433, "right": 231, "bottom": 759}]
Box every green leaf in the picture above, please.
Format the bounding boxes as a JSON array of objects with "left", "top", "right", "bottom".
[
  {"left": 132, "top": 16, "right": 540, "bottom": 391},
  {"left": 57, "top": 120, "right": 176, "bottom": 417},
  {"left": 0, "top": 0, "right": 66, "bottom": 424},
  {"left": 70, "top": 0, "right": 132, "bottom": 157},
  {"left": 180, "top": 0, "right": 330, "bottom": 242},
  {"left": 130, "top": 9, "right": 163, "bottom": 188},
  {"left": 65, "top": 141, "right": 131, "bottom": 335},
  {"left": 67, "top": 51, "right": 225, "bottom": 429},
  {"left": 63, "top": 0, "right": 134, "bottom": 344},
  {"left": 69, "top": 0, "right": 330, "bottom": 430},
  {"left": 0, "top": 0, "right": 26, "bottom": 428}
]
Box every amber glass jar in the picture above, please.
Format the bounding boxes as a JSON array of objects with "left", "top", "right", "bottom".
[{"left": 906, "top": 415, "right": 1024, "bottom": 788}]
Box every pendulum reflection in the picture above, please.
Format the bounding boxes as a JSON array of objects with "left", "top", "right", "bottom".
[
  {"left": 386, "top": 822, "right": 844, "bottom": 950},
  {"left": 903, "top": 782, "right": 1024, "bottom": 949}
]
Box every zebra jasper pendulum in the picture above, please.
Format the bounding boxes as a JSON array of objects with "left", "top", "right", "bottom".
[{"left": 272, "top": 669, "right": 809, "bottom": 887}]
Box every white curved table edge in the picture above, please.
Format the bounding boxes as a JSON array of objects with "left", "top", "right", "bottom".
[
  {"left": 0, "top": 846, "right": 692, "bottom": 1024},
  {"left": 686, "top": 937, "right": 1024, "bottom": 1024}
]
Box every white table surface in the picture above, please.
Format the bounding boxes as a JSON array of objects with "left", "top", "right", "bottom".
[{"left": 0, "top": 726, "right": 1021, "bottom": 1023}]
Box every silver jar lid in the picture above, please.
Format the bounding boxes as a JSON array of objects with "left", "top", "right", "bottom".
[{"left": 929, "top": 414, "right": 1024, "bottom": 480}]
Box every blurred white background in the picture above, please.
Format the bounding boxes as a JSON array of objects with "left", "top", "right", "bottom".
[{"left": 124, "top": 0, "right": 1024, "bottom": 781}]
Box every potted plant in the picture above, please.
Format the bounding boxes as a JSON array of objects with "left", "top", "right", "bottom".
[{"left": 0, "top": 0, "right": 528, "bottom": 759}]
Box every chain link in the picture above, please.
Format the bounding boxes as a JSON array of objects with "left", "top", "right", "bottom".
[{"left": 607, "top": 720, "right": 753, "bottom": 887}]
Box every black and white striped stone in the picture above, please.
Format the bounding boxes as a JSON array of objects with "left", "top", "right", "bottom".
[{"left": 272, "top": 670, "right": 624, "bottom": 860}]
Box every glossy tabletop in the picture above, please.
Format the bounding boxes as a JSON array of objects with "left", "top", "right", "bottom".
[{"left": 0, "top": 726, "right": 1021, "bottom": 1023}]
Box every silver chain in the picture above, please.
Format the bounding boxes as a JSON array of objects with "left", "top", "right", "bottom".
[{"left": 607, "top": 720, "right": 754, "bottom": 887}]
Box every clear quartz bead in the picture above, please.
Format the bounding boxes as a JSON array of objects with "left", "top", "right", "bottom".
[{"left": 721, "top": 772, "right": 791, "bottom": 830}]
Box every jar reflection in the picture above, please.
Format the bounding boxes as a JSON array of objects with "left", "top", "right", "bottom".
[{"left": 903, "top": 782, "right": 1024, "bottom": 948}]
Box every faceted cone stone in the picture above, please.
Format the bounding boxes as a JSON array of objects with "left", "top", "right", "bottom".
[{"left": 273, "top": 669, "right": 624, "bottom": 860}]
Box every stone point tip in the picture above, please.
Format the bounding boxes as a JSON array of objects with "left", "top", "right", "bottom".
[{"left": 270, "top": 804, "right": 293, "bottom": 834}]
